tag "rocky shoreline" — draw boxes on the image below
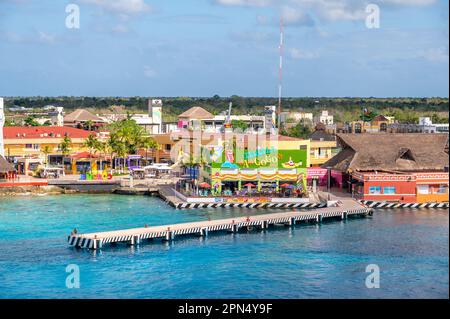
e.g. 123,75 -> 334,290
0,185 -> 74,196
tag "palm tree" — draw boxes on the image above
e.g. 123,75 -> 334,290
83,134 -> 100,173
59,136 -> 72,171
83,120 -> 94,131
60,136 -> 72,157
41,146 -> 51,166
139,136 -> 159,164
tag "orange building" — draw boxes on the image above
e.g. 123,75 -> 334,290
324,134 -> 449,203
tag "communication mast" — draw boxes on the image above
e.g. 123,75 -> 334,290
277,15 -> 284,129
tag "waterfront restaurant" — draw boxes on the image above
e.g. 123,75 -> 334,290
0,155 -> 16,181
195,134 -> 310,200
324,134 -> 449,203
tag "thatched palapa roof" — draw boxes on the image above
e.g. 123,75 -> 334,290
64,109 -> 103,123
0,155 -> 14,173
323,134 -> 449,173
178,107 -> 213,120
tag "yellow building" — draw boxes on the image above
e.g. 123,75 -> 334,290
349,115 -> 393,134
3,126 -> 92,175
309,129 -> 338,167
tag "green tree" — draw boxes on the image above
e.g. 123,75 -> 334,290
60,136 -> 72,156
24,116 -> 39,126
84,134 -> 101,172
41,145 -> 51,166
4,119 -> 17,126
231,119 -> 249,131
83,120 -> 94,131
286,119 -> 312,139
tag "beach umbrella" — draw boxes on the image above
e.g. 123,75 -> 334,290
243,182 -> 255,192
199,182 -> 211,188
280,183 -> 291,187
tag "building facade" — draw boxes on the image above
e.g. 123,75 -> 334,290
199,135 -> 310,194
324,134 -> 449,203
3,126 -> 92,175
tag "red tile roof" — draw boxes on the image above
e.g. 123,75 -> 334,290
3,126 -> 93,139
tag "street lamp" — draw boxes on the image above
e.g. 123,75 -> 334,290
327,166 -> 332,200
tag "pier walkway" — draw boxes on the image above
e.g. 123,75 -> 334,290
68,200 -> 372,250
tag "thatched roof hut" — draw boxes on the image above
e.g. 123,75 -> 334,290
64,109 -> 103,123
0,155 -> 14,174
178,107 -> 213,120
323,134 -> 449,173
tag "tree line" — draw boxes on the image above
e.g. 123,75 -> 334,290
4,96 -> 448,123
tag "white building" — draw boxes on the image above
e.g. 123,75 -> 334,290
289,112 -> 314,123
319,110 -> 333,125
0,97 -> 4,156
99,99 -> 164,134
418,117 -> 449,134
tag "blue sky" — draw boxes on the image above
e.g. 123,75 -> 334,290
0,0 -> 448,97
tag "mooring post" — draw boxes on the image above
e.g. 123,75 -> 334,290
134,235 -> 140,246
164,227 -> 174,241
289,217 -> 295,226
201,227 -> 208,237
342,211 -> 348,220
262,220 -> 268,230
317,214 -> 323,223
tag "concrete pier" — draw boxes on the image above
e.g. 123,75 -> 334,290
68,201 -> 372,250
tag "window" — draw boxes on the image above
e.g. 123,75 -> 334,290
25,144 -> 39,150
383,186 -> 396,194
438,185 -> 449,194
417,185 -> 429,195
369,186 -> 381,194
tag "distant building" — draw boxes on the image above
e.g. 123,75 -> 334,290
289,112 -> 314,123
324,134 -> 449,203
348,115 -> 392,133
99,99 -> 164,134
309,126 -> 338,167
64,109 -> 105,131
177,106 -> 266,133
48,107 -> 64,127
318,110 -> 333,125
388,117 -> 449,134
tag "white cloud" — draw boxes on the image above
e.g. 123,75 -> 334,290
38,31 -> 56,44
215,0 -> 439,24
111,24 -> 129,34
281,5 -> 315,26
143,66 -> 157,78
80,0 -> 151,14
213,0 -> 272,7
382,0 -> 436,6
290,48 -> 319,60
420,48 -> 449,63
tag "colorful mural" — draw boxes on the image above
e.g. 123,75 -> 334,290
209,145 -> 307,170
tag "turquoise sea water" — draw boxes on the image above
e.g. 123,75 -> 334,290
0,194 -> 448,299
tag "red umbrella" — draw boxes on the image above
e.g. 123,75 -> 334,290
243,183 -> 255,187
199,182 -> 211,188
280,183 -> 291,187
